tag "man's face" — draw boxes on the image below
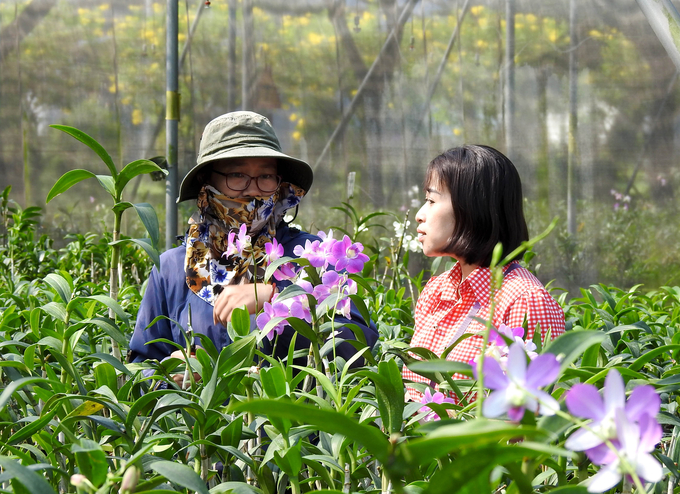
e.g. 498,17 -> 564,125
209,157 -> 279,198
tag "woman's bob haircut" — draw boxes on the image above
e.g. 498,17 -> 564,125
425,144 -> 529,267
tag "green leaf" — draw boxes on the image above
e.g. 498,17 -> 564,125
406,420 -> 546,463
230,399 -> 390,463
40,301 -> 68,322
86,295 -> 129,322
210,482 -> 263,494
116,159 -> 165,196
96,175 -> 117,198
110,237 -> 161,269
132,202 -> 161,249
261,366 -> 288,399
358,360 -> 405,434
406,360 -> 474,378
0,377 -> 51,412
50,124 -> 118,177
72,439 -> 109,487
45,169 -> 96,203
629,344 -> 680,371
544,330 -> 606,371
149,461 -> 209,494
44,273 -> 73,303
231,306 -> 252,337
94,362 -> 118,392
0,457 -> 57,494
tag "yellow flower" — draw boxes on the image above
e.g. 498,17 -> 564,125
548,29 -> 558,42
132,109 -> 143,125
121,96 -> 132,105
99,4 -> 110,11
308,32 -> 324,45
289,113 -> 298,122
478,17 -> 488,29
292,131 -> 301,141
470,6 -> 484,16
476,39 -> 488,49
298,16 -> 310,26
453,128 -> 462,136
296,118 -> 305,128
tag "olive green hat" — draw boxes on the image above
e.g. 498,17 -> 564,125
177,111 -> 313,203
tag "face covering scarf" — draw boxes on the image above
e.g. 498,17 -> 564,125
184,182 -> 305,305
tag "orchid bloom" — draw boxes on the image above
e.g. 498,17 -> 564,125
565,369 -> 661,464
256,300 -> 290,340
586,410 -> 663,493
264,238 -> 284,264
273,262 -> 298,281
476,342 -> 560,421
330,235 -> 369,274
235,223 -> 251,254
222,230 -> 238,258
419,388 -> 456,422
293,239 -> 326,268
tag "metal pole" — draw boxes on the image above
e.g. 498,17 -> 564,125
504,0 -> 515,159
166,0 -> 179,250
637,0 -> 680,71
566,0 -> 577,236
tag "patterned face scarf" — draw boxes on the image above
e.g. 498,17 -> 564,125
185,182 -> 305,305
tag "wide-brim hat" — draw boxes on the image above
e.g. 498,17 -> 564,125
177,111 -> 313,203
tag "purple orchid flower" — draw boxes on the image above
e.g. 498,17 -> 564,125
475,342 -> 560,421
222,230 -> 238,258
419,388 -> 456,422
235,223 -> 251,254
330,235 -> 369,274
293,239 -> 326,268
482,324 -> 538,365
264,238 -> 284,264
256,301 -> 290,340
273,262 -> 298,281
490,324 -> 524,346
586,410 -> 663,493
565,369 -> 661,464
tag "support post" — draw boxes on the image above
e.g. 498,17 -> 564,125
566,0 -> 577,236
504,0 -> 515,159
166,0 -> 179,250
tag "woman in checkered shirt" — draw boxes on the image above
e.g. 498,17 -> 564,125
403,145 -> 565,402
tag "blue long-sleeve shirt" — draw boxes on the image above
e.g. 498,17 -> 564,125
128,223 -> 378,364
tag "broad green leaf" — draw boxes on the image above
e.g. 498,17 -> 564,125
407,360 -> 474,378
85,295 -> 129,321
406,420 -> 546,463
0,377 -> 51,412
44,273 -> 73,303
544,330 -> 606,371
132,202 -> 161,249
50,124 -> 117,177
94,362 -> 118,393
629,344 -> 680,371
231,306 -> 252,337
0,457 -> 57,494
110,237 -> 161,269
210,482 -> 263,494
96,175 -> 117,198
116,159 -> 165,196
40,301 -> 68,322
72,439 -> 108,487
45,169 -> 96,203
229,399 -> 390,464
149,460 -> 209,494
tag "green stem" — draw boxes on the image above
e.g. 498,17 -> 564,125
109,209 -> 122,361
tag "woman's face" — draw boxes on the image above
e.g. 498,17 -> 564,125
415,178 -> 455,257
209,157 -> 278,198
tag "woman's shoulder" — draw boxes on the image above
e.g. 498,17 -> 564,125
499,264 -> 559,304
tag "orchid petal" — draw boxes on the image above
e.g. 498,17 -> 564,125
507,406 -> 526,422
482,389 -> 510,418
481,357 -> 508,390
626,386 -> 661,421
566,384 -> 604,420
584,443 -> 618,465
565,428 -> 606,452
638,414 -> 662,452
603,369 -> 626,413
506,342 -> 527,383
636,453 -> 663,483
587,465 -> 622,493
534,390 -> 559,416
525,353 -> 560,389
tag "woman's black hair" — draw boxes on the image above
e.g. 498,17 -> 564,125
425,145 -> 529,267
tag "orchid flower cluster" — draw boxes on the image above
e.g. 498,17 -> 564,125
255,230 -> 369,341
446,322 -> 665,493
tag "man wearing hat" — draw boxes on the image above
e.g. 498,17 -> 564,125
128,111 -> 378,385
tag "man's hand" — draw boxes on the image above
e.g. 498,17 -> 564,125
169,350 -> 201,389
213,283 -> 275,326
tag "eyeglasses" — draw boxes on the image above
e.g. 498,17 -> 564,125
211,170 -> 282,193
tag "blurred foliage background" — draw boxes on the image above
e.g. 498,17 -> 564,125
1,0 -> 679,295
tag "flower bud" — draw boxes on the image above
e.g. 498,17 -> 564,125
119,465 -> 140,494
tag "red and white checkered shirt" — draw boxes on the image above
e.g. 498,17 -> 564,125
403,262 -> 565,402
